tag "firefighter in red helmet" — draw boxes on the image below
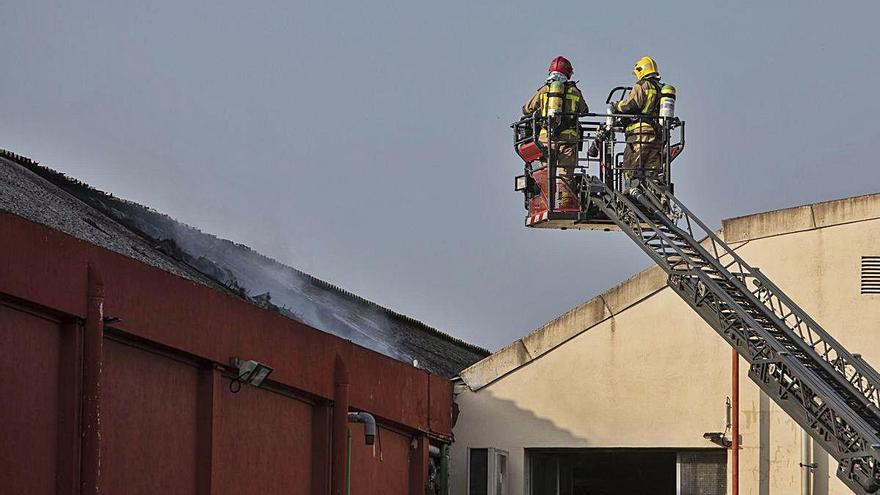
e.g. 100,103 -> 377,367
522,56 -> 589,209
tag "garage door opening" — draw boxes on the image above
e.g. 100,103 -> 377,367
528,448 -> 726,495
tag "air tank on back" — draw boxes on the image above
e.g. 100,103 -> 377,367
659,84 -> 676,118
546,80 -> 565,118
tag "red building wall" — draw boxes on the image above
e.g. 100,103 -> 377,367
102,340 -> 202,494
350,423 -> 412,495
0,211 -> 453,495
0,305 -> 62,494
212,378 -> 315,495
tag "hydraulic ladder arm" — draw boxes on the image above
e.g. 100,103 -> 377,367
513,97 -> 880,492
584,176 -> 880,494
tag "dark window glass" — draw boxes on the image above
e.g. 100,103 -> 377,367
528,448 -> 702,494
530,453 -> 558,494
469,448 -> 488,495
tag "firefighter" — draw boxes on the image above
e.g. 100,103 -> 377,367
522,56 -> 589,209
615,56 -> 664,184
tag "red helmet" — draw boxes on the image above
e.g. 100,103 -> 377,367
548,56 -> 573,78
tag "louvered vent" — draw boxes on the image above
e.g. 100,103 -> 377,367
863,256 -> 880,294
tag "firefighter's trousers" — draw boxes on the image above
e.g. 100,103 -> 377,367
622,132 -> 662,181
540,140 -> 578,209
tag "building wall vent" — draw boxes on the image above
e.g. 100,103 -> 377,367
862,256 -> 880,294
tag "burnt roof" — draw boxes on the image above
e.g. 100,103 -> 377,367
0,152 -> 228,292
0,149 -> 488,377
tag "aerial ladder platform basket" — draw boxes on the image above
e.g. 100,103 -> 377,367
512,88 -> 880,494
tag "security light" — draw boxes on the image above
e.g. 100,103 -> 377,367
514,175 -> 527,192
231,358 -> 273,388
703,432 -> 731,448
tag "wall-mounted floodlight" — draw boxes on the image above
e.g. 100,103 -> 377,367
703,396 -> 733,447
514,175 -> 527,192
229,358 -> 273,393
703,432 -> 732,448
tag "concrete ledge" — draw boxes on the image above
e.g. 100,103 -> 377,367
462,265 -> 669,391
723,193 -> 880,243
521,296 -> 610,359
812,193 -> 880,229
462,250 -> 695,391
462,191 -> 880,391
459,340 -> 532,390
601,266 -> 667,316
723,205 -> 815,243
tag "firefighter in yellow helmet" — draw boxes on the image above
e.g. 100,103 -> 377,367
615,56 -> 664,183
522,56 -> 589,209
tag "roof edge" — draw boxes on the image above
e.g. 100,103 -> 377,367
460,231 -> 749,390
722,192 -> 880,243
0,148 -> 489,358
460,264 -> 668,390
463,188 -> 880,390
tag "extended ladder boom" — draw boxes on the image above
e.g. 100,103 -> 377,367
585,177 -> 880,494
512,102 -> 880,492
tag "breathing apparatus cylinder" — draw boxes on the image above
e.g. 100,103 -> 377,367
659,84 -> 676,118
546,81 -> 565,118
588,104 -> 615,158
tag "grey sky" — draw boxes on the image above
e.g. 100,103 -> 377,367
2,1 -> 879,351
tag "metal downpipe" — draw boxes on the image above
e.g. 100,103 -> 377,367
732,348 -> 739,495
346,429 -> 352,495
347,412 -> 376,445
81,263 -> 105,495
439,444 -> 450,495
802,429 -> 813,495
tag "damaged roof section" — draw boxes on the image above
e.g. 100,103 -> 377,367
0,152 -> 227,292
0,150 -> 488,377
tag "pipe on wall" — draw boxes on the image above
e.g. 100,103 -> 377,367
347,412 -> 376,445
801,430 -> 812,495
732,348 -> 739,495
81,263 -> 105,495
332,356 -> 350,495
346,429 -> 352,495
439,444 -> 449,495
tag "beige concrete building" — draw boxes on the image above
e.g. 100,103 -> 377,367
451,192 -> 880,495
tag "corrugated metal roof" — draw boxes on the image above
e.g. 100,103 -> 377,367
0,149 -> 488,377
0,152 -> 227,291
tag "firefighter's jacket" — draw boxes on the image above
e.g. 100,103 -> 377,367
523,81 -> 589,143
615,76 -> 662,135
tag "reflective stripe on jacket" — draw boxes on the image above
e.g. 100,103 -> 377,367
523,82 -> 589,142
616,77 -> 661,134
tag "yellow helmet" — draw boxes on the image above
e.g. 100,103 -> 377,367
632,56 -> 659,80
